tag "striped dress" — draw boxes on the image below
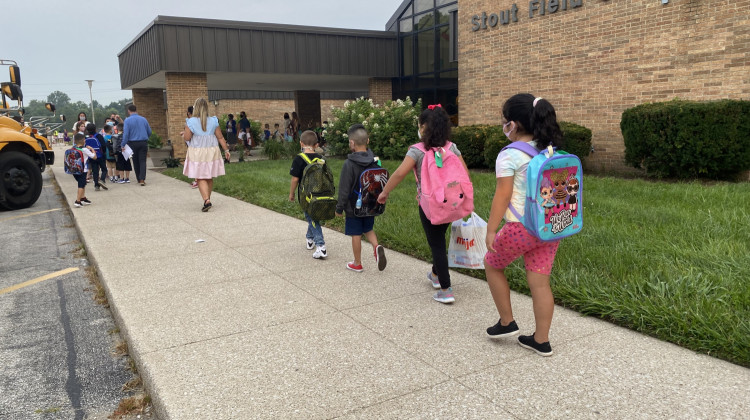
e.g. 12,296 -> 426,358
183,116 -> 226,179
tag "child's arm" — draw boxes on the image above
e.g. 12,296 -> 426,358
377,156 -> 416,204
486,176 -> 514,253
289,176 -> 299,202
336,162 -> 353,216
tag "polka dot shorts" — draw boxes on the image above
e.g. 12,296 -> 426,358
485,222 -> 560,275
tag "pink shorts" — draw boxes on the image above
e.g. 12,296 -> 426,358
484,222 -> 560,275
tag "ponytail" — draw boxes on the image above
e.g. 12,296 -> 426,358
502,93 -> 563,150
530,98 -> 563,150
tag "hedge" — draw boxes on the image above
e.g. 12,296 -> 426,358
622,99 -> 750,179
451,122 -> 592,170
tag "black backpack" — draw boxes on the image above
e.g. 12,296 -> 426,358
297,153 -> 336,221
352,159 -> 389,217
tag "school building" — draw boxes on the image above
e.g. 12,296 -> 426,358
119,1 -> 750,171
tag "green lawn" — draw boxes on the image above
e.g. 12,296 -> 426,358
164,158 -> 750,366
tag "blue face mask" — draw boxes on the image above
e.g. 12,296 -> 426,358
104,134 -> 112,140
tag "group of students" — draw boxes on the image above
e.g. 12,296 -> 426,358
289,93 -> 565,357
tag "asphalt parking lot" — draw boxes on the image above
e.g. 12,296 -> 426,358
0,170 -> 141,419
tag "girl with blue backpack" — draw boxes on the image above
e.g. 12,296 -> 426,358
484,94 -> 564,357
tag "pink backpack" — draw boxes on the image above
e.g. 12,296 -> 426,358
412,141 -> 474,225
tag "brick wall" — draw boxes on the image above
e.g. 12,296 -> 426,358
132,89 -> 166,144
368,78 -> 393,105
165,73 -> 208,158
458,0 -> 750,172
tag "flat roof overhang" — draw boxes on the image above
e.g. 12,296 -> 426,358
119,16 -> 398,92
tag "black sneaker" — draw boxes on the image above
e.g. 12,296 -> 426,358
95,185 -> 100,191
518,333 -> 553,357
486,319 -> 519,338
99,183 -> 108,190
81,197 -> 91,205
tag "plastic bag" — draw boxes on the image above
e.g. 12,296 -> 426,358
448,212 -> 488,269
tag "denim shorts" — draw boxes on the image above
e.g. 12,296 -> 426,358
345,216 -> 374,236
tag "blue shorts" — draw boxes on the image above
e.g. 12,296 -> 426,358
345,216 -> 374,236
73,173 -> 87,189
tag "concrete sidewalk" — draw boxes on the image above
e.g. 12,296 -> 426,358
49,144 -> 748,419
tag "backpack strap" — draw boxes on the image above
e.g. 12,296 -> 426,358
502,141 -> 539,157
298,152 -> 317,165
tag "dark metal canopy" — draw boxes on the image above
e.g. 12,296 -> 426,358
118,16 -> 398,92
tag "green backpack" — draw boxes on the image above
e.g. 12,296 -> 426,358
297,153 -> 337,221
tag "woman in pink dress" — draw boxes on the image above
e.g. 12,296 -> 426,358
181,98 -> 231,212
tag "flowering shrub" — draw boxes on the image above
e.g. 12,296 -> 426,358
324,97 -> 422,160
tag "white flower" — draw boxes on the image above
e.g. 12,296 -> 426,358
344,100 -> 350,107
359,114 -> 364,120
343,133 -> 348,138
369,113 -> 375,118
322,130 -> 328,136
362,121 -> 368,126
373,123 -> 379,129
380,111 -> 385,117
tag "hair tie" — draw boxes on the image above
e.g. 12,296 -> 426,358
427,104 -> 442,110
533,97 -> 543,107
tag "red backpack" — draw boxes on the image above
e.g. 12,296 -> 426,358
411,141 -> 474,225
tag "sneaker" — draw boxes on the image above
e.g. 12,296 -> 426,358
486,319 -> 520,339
81,197 -> 91,205
346,262 -> 364,272
95,185 -> 101,191
306,239 -> 315,250
116,178 -> 127,184
124,178 -> 130,183
518,334 -> 553,357
312,246 -> 327,259
433,287 -> 455,304
139,181 -> 146,186
73,201 -> 82,208
427,272 -> 441,289
99,183 -> 108,190
191,181 -> 199,189
375,245 -> 387,271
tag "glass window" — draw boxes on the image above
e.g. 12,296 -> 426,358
437,5 -> 457,25
437,70 -> 458,87
437,25 -> 457,71
416,29 -> 435,74
400,18 -> 413,33
401,3 -> 413,18
415,12 -> 435,31
402,35 -> 414,76
414,0 -> 433,14
436,0 -> 456,7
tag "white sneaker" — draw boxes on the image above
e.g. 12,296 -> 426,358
312,246 -> 327,259
306,239 -> 315,250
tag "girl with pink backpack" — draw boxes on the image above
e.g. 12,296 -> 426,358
377,105 -> 473,304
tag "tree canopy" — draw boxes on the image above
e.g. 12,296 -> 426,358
22,90 -> 132,130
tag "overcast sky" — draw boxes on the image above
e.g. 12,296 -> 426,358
5,0 -> 404,106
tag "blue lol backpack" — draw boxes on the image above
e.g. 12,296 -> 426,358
503,142 -> 582,242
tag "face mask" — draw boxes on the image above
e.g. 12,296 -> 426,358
503,121 -> 514,140
417,130 -> 422,139
79,116 -> 86,121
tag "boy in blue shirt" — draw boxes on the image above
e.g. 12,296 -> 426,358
85,123 -> 108,191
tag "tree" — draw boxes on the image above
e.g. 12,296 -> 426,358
46,91 -> 70,107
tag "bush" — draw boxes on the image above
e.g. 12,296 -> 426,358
161,156 -> 182,168
263,138 -> 285,160
217,115 -> 263,147
452,122 -> 592,169
559,121 -> 592,160
622,99 -> 750,179
324,97 -> 422,160
147,132 -> 162,149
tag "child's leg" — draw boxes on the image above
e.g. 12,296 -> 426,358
363,230 -> 378,253
526,272 -> 554,343
418,206 -> 451,289
485,264 -> 514,324
77,187 -> 85,202
197,179 -> 210,201
351,235 -> 362,265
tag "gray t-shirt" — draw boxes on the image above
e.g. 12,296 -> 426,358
406,142 -> 462,186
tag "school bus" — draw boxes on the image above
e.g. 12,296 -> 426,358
0,59 -> 56,210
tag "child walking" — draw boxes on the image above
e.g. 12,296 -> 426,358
335,124 -> 387,272
484,93 -> 563,356
377,105 -> 469,304
71,133 -> 97,207
289,131 -> 327,259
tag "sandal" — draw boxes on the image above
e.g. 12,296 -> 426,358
202,199 -> 212,212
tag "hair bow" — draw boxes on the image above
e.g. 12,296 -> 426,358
427,104 -> 442,110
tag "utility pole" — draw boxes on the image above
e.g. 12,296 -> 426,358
85,80 -> 95,125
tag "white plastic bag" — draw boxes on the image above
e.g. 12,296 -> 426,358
448,212 -> 488,269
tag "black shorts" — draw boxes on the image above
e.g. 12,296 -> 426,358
116,154 -> 132,171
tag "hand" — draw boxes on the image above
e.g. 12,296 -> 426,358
289,194 -> 295,202
376,191 -> 388,204
486,230 -> 497,254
